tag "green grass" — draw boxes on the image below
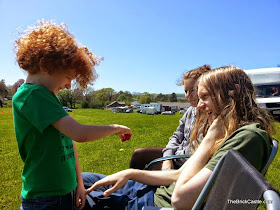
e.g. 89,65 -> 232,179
0,108 -> 279,209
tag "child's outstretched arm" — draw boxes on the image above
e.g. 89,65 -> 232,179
52,115 -> 132,142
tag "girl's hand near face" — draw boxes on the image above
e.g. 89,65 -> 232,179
205,115 -> 225,142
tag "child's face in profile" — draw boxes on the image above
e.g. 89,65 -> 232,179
197,83 -> 225,120
184,78 -> 198,107
45,68 -> 77,95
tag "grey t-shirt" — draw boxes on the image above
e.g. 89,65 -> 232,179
162,106 -> 196,165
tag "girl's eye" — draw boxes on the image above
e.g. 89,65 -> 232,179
185,89 -> 194,94
201,94 -> 208,100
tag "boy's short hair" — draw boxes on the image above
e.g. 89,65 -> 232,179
179,65 -> 211,85
14,20 -> 100,88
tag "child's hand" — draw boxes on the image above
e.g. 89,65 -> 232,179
75,184 -> 86,210
115,125 -> 133,142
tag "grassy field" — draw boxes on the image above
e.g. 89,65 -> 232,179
0,108 -> 279,209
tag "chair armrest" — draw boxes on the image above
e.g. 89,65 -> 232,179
261,139 -> 278,175
263,190 -> 280,210
142,207 -> 174,210
144,154 -> 191,170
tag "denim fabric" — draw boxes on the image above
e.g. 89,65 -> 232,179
82,172 -> 155,210
20,191 -> 74,210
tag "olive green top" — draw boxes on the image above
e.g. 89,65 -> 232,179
154,123 -> 271,207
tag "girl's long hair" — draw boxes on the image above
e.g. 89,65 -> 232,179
190,66 -> 274,154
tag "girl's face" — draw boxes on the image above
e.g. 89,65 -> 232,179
197,84 -> 225,120
184,78 -> 198,107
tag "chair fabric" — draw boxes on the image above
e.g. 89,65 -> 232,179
261,139 -> 278,175
130,147 -> 164,170
130,147 -> 190,170
202,150 -> 279,210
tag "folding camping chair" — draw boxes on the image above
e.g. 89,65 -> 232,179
192,149 -> 280,210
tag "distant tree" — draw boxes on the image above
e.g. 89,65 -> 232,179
169,93 -> 177,102
117,90 -> 124,96
139,95 -> 151,104
132,94 -> 141,101
114,90 -> 133,103
57,87 -> 84,108
155,93 -> 164,102
0,79 -> 8,98
124,91 -> 133,103
83,87 -> 95,103
146,96 -> 152,104
89,98 -> 103,109
6,85 -> 14,97
72,87 -> 84,108
13,79 -> 25,93
117,94 -> 126,102
177,98 -> 187,102
57,90 -> 71,107
95,88 -> 116,107
142,92 -> 150,96
81,100 -> 89,108
150,94 -> 157,102
156,93 -> 169,102
139,95 -> 146,104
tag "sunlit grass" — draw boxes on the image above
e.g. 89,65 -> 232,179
0,108 -> 279,209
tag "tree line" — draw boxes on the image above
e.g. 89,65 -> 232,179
0,79 -> 186,109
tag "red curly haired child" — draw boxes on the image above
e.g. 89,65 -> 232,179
13,19 -> 132,209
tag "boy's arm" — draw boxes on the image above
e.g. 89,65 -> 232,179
52,115 -> 132,142
73,141 -> 86,210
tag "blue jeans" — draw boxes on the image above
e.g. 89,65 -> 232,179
82,172 -> 155,210
20,191 -> 75,210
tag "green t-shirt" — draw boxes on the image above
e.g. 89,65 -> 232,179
154,123 -> 271,207
13,83 -> 77,199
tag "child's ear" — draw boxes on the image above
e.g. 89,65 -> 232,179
234,84 -> 241,94
40,68 -> 49,74
39,58 -> 49,74
228,84 -> 240,97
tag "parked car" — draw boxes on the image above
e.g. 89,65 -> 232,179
141,107 -> 157,115
244,68 -> 280,121
63,106 -> 73,112
126,109 -> 133,113
179,109 -> 186,114
161,111 -> 175,115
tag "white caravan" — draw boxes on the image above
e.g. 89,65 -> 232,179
244,67 -> 280,120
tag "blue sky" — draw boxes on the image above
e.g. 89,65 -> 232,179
1,0 -> 279,94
